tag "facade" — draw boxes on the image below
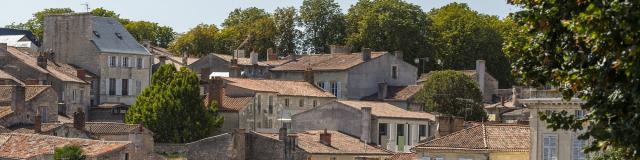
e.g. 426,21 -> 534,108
292,100 -> 436,152
0,69 -> 24,85
270,49 -> 418,100
0,85 -> 58,126
0,133 -> 132,160
419,60 -> 499,103
413,124 -> 530,160
0,35 -> 38,51
42,13 -> 152,106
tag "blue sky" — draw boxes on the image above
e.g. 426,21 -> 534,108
1,0 -> 520,33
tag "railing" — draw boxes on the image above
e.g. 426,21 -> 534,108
519,88 -> 562,99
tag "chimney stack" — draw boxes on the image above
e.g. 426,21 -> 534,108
76,68 -> 86,80
394,51 -> 403,60
158,55 -> 167,65
319,129 -> 331,146
182,52 -> 188,65
362,48 -> 371,61
142,40 -> 153,53
200,68 -> 211,80
512,87 -> 519,106
377,82 -> 388,101
250,51 -> 258,65
37,52 -> 47,69
34,112 -> 42,133
207,77 -> 225,107
230,59 -> 241,77
73,107 -> 85,130
303,66 -> 314,84
360,107 -> 372,143
267,48 -> 277,61
11,85 -> 25,114
476,60 -> 486,95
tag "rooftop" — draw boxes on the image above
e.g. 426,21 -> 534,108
255,130 -> 392,155
414,124 -> 530,152
0,69 -> 24,85
149,45 -> 199,68
271,52 -> 386,71
91,16 -> 150,55
211,95 -> 253,112
0,133 -> 130,159
337,100 -> 435,121
3,46 -> 89,83
0,85 -> 52,104
361,85 -> 423,101
223,77 -> 335,98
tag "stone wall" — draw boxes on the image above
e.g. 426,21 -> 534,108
155,133 -> 237,160
245,132 -> 308,160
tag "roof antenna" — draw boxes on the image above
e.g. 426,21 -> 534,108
81,2 -> 90,12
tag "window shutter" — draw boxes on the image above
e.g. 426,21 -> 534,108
116,79 -> 122,96
129,79 -> 134,96
132,57 -> 137,68
323,81 -> 330,91
336,81 -> 341,98
103,79 -> 108,94
107,56 -> 112,67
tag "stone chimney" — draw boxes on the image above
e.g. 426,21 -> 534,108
319,129 -> 331,146
11,85 -> 25,114
436,115 -> 465,137
303,66 -> 314,84
394,51 -> 403,60
249,51 -> 258,65
37,53 -> 48,69
158,55 -> 167,65
230,59 -> 241,77
76,68 -> 86,80
232,129 -> 246,160
362,48 -> 371,61
266,48 -> 277,61
200,68 -> 211,80
34,112 -> 42,133
377,82 -> 388,101
207,77 -> 225,107
512,87 -> 519,106
476,60 -> 486,94
25,79 -> 39,85
279,125 -> 287,141
360,107 -> 372,143
73,107 -> 85,130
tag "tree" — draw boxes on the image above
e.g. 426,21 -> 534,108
125,21 -> 176,48
90,7 -> 131,25
54,145 -> 86,160
5,8 -> 74,41
219,7 -> 277,57
299,0 -> 346,53
168,24 -> 221,57
505,0 -> 640,157
426,3 -> 513,87
273,7 -> 301,56
415,70 -> 486,121
125,64 -> 224,143
345,0 -> 430,70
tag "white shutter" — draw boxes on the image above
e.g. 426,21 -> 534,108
104,79 -> 109,94
132,57 -> 137,68
116,79 -> 122,96
323,81 -> 329,91
107,56 -> 112,67
129,79 -> 134,96
336,81 -> 341,98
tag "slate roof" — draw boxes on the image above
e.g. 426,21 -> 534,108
337,100 -> 435,121
271,52 -> 386,71
91,16 -> 149,55
223,77 -> 335,98
0,28 -> 39,46
3,47 -> 88,83
0,133 -> 130,159
414,124 -> 530,152
362,85 -> 423,101
0,85 -> 51,103
0,69 -> 24,85
256,130 -> 392,155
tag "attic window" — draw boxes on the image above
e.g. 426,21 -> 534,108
93,31 -> 100,38
115,32 -> 123,39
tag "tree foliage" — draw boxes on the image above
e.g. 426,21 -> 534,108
506,0 -> 640,157
5,8 -> 74,41
299,0 -> 346,53
168,24 -> 221,57
54,145 -> 86,160
219,7 -> 277,57
426,3 -> 513,87
273,7 -> 301,56
415,70 -> 486,121
125,21 -> 176,48
126,64 -> 224,143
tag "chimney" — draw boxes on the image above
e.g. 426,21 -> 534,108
394,51 -> 403,60
200,68 -> 211,80
230,59 -> 241,77
319,129 -> 331,146
37,53 -> 47,69
476,60 -> 486,95
34,112 -> 42,133
303,66 -> 314,84
285,134 -> 298,160
76,68 -> 86,80
279,125 -> 287,141
250,51 -> 258,65
11,85 -> 25,114
233,129 -> 246,160
362,48 -> 371,61
512,87 -> 519,106
501,96 -> 505,106
360,107 -> 372,143
377,82 -> 388,101
25,79 -> 39,85
330,45 -> 337,54
0,43 -> 6,50
73,107 -> 85,130
182,52 -> 188,65
267,48 -> 277,61
207,77 -> 225,107
158,55 -> 167,65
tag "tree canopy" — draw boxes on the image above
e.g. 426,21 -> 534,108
54,145 -> 86,160
273,7 -> 301,57
125,64 -> 224,143
5,8 -> 74,41
415,70 -> 486,121
219,7 -> 277,57
299,0 -> 346,53
168,24 -> 221,57
506,0 -> 640,157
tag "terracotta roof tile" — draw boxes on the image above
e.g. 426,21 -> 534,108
362,85 -> 423,101
414,124 -> 529,152
256,130 -> 392,155
219,96 -> 252,112
4,47 -> 87,83
271,52 -> 386,71
0,69 -> 24,85
0,133 -> 129,159
337,100 -> 435,121
0,85 -> 52,103
390,153 -> 416,160
224,77 -> 335,98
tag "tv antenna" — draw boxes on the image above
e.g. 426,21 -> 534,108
81,2 -> 90,12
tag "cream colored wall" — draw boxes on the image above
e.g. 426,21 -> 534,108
489,152 -> 529,160
63,82 -> 91,117
313,71 -> 348,99
525,100 -> 587,160
417,151 -> 488,160
98,53 -> 152,105
374,118 -> 433,153
308,154 -> 390,160
242,92 -> 335,130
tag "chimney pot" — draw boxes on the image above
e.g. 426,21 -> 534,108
362,48 -> 371,61
76,68 -> 86,80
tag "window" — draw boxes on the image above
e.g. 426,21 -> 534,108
136,57 -> 143,69
572,135 -> 587,160
392,65 -> 398,79
79,90 -> 84,103
122,79 -> 129,96
330,81 -> 338,96
284,99 -> 289,107
419,125 -> 427,137
72,89 -> 77,102
257,95 -> 262,114
299,99 -> 304,107
407,124 -> 412,145
313,100 -> 318,107
109,78 -> 116,95
543,134 -> 558,160
109,56 -> 117,67
379,123 -> 388,135
122,57 -> 129,67
115,32 -> 123,39
575,110 -> 585,120
268,96 -> 273,114
317,81 -> 325,90
397,124 -> 405,145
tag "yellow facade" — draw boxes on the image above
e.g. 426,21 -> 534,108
308,154 -> 390,160
416,150 -> 529,160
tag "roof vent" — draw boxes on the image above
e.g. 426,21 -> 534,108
93,31 -> 100,38
115,32 -> 123,39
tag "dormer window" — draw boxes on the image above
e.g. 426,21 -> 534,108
115,32 -> 123,39
93,31 -> 100,38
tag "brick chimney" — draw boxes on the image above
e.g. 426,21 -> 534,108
377,82 -> 388,101
25,79 -> 39,85
158,55 -> 167,65
360,107 -> 372,143
319,129 -> 331,146
207,77 -> 225,107
303,66 -> 314,84
73,107 -> 85,130
266,48 -> 277,61
362,48 -> 371,61
37,53 -> 48,69
34,112 -> 42,133
11,85 -> 25,114
76,68 -> 86,80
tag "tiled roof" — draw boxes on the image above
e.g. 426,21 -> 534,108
7,123 -> 64,134
224,77 -> 335,98
219,96 -> 253,112
414,124 -> 530,152
337,100 -> 435,121
256,130 -> 392,155
213,54 -> 270,67
0,106 -> 13,119
0,69 -> 24,85
4,47 -> 87,83
150,46 -> 199,68
0,133 -> 130,159
0,85 -> 52,104
362,85 -> 423,101
80,122 -> 142,135
501,108 -> 529,116
389,153 -> 416,160
270,52 -> 386,71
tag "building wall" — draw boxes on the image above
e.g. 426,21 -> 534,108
308,154 -> 390,160
98,53 -> 152,105
28,87 -> 58,122
61,82 -> 91,117
416,151 -> 488,160
219,112 -> 240,134
347,54 -> 417,100
246,132 -> 309,160
373,118 -> 433,153
88,108 -> 125,122
489,152 -> 529,160
43,13 -> 100,73
527,100 -> 587,160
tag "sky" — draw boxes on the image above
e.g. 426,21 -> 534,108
1,0 -> 520,33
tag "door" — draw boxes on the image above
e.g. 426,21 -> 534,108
397,124 -> 405,151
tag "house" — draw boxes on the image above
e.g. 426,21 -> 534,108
292,100 -> 436,152
205,76 -> 335,133
189,49 -> 289,79
0,85 -> 58,125
270,47 -> 418,100
42,13 -> 153,107
412,124 -> 530,160
0,35 -> 39,51
419,60 -> 498,103
0,69 -> 24,85
0,133 -> 132,160
248,130 -> 393,160
520,93 -> 588,160
361,84 -> 423,111
0,45 -> 92,117
0,28 -> 39,47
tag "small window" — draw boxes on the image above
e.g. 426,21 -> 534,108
136,57 -> 143,69
109,78 -> 116,95
284,99 -> 289,107
115,32 -> 123,39
122,57 -> 129,67
110,56 -> 117,67
122,79 -> 129,96
313,100 -> 318,107
330,81 -> 338,96
379,123 -> 388,135
317,81 -> 324,89
299,99 -> 304,107
419,125 -> 427,137
268,96 -> 273,114
392,65 -> 398,79
257,95 -> 262,114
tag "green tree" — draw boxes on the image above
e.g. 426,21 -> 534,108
426,3 -> 513,87
273,7 -> 301,56
54,145 -> 86,160
505,0 -> 640,157
219,7 -> 277,57
90,7 -> 131,25
299,0 -> 346,53
415,70 -> 486,121
168,24 -> 221,57
345,0 -> 429,69
125,21 -> 176,48
126,64 -> 224,143
5,8 -> 74,41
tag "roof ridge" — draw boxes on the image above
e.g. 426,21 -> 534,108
482,123 -> 488,149
415,124 -> 482,148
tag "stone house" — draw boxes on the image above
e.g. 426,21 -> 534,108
292,100 -> 436,153
413,124 -> 530,160
42,13 -> 152,106
419,60 -> 499,103
0,45 -> 92,117
248,130 -> 393,160
206,77 -> 335,133
189,49 -> 290,79
270,48 -> 418,100
0,133 -> 133,160
361,84 -> 424,111
0,85 -> 58,126
0,28 -> 39,51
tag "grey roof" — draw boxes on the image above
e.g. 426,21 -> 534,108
90,17 -> 150,55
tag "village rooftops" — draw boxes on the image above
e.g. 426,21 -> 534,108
210,95 -> 253,112
2,46 -> 90,84
270,52 -> 386,71
0,85 -> 51,104
362,85 -> 423,101
6,122 -> 148,138
336,100 -> 435,121
255,130 -> 392,155
413,124 -> 530,153
0,133 -> 130,159
0,69 -> 24,85
223,77 -> 335,98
